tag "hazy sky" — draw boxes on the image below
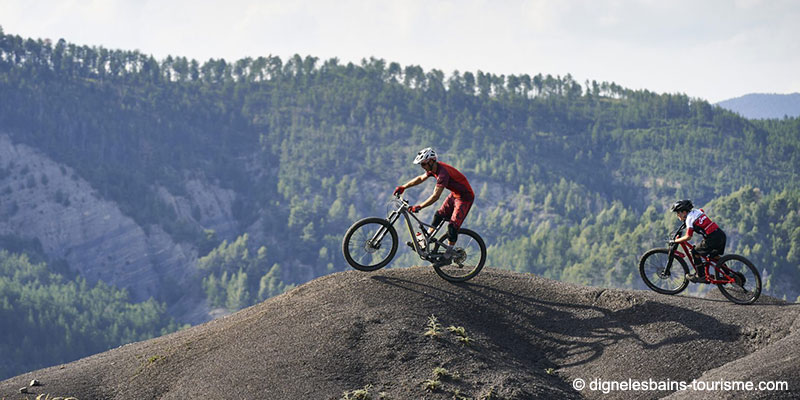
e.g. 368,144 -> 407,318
2,0 -> 798,103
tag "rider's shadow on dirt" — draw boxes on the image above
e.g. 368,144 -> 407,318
370,273 -> 741,370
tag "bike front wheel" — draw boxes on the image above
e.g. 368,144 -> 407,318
715,254 -> 761,304
639,248 -> 689,295
432,228 -> 486,282
342,217 -> 398,271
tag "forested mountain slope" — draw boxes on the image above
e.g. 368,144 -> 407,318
1,27 -> 799,379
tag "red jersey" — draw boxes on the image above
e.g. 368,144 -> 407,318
427,162 -> 474,201
686,209 -> 720,238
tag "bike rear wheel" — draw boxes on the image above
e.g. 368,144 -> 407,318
715,254 -> 761,304
342,217 -> 398,271
639,248 -> 689,295
432,228 -> 486,282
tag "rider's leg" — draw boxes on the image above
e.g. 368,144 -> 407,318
694,241 -> 710,274
446,198 -> 473,246
431,212 -> 445,234
431,194 -> 456,236
701,230 -> 727,269
692,237 -> 720,282
712,229 -> 727,256
696,231 -> 726,269
446,223 -> 458,244
687,245 -> 709,283
690,248 -> 703,270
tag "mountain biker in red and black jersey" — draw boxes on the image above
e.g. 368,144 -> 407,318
393,147 -> 474,255
669,199 -> 727,283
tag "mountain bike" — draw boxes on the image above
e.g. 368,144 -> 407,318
342,195 -> 486,282
639,222 -> 761,304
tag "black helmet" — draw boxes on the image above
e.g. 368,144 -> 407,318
670,199 -> 693,212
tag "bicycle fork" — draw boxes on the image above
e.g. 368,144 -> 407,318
665,244 -> 678,275
367,212 -> 400,249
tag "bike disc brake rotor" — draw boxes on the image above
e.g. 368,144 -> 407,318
363,240 -> 380,253
452,248 -> 467,265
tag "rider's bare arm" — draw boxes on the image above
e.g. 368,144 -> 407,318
673,231 -> 693,243
400,173 -> 429,189
418,185 -> 445,209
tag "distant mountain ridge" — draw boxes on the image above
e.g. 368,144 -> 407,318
716,93 -> 800,119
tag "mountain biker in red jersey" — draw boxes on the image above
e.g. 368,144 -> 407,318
393,147 -> 474,255
669,199 -> 727,283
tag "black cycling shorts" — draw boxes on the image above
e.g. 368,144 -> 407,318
696,229 -> 726,258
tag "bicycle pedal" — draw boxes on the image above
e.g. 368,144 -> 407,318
686,273 -> 708,284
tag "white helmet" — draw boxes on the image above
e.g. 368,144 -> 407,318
413,147 -> 437,164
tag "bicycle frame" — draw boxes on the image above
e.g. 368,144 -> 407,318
670,224 -> 736,285
369,195 -> 449,260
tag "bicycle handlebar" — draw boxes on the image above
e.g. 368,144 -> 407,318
670,222 -> 686,239
393,193 -> 410,207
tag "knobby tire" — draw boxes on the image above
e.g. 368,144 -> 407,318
342,217 -> 398,271
639,248 -> 689,295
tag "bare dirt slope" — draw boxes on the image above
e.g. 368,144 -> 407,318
2,267 -> 799,399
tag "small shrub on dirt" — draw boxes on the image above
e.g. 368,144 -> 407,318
424,315 -> 443,338
341,384 -> 373,400
432,366 -> 461,381
447,326 -> 466,336
447,326 -> 473,345
422,378 -> 441,392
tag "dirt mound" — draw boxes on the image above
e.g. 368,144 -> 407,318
2,267 -> 799,399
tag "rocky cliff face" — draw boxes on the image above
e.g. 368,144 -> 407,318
156,179 -> 239,241
0,134 -> 239,323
